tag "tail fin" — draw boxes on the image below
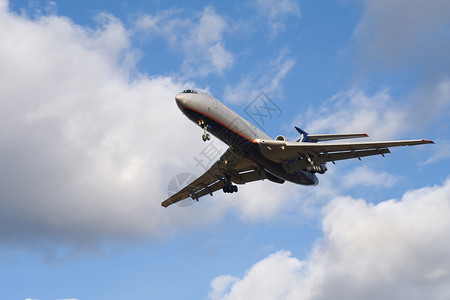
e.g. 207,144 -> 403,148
295,127 -> 316,142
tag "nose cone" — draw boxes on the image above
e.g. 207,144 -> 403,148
175,93 -> 188,109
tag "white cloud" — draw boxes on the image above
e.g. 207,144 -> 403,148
0,0 -> 7,11
212,250 -> 305,300
209,275 -> 238,300
209,179 -> 450,300
0,3 -> 233,252
136,6 -> 234,77
341,165 -> 399,188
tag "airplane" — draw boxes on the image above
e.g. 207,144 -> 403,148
161,89 -> 434,208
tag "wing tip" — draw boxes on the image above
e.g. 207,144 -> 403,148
161,202 -> 169,208
423,139 -> 435,144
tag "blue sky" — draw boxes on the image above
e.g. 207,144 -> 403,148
1,0 -> 450,299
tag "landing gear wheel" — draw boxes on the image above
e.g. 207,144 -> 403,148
223,184 -> 238,193
199,120 -> 211,142
306,164 -> 327,174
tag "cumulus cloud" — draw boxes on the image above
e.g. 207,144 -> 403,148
0,2 -> 235,251
211,250 -> 305,300
209,179 -> 450,300
136,6 -> 234,77
341,165 -> 399,188
209,275 -> 238,300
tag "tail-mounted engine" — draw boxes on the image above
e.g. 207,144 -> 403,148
275,135 -> 287,142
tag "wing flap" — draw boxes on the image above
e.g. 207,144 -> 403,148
317,148 -> 391,163
231,169 -> 262,184
188,179 -> 225,201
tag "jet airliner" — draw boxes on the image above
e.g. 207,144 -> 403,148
161,89 -> 434,207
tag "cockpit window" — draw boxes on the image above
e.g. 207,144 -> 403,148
182,89 -> 198,94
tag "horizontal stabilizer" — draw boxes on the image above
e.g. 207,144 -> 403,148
307,133 -> 369,141
295,127 -> 368,142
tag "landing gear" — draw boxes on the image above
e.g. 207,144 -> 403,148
222,175 -> 238,194
198,119 -> 211,141
223,185 -> 238,193
202,133 -> 211,141
305,153 -> 327,174
306,164 -> 327,174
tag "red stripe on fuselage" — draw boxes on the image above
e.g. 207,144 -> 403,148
181,106 -> 259,144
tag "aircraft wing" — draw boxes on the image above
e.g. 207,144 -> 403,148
258,139 -> 434,165
162,148 -> 267,208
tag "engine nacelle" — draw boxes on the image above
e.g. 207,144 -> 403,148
275,135 -> 288,142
